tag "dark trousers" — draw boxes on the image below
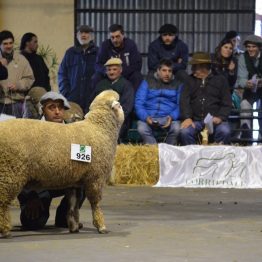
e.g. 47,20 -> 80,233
19,188 -> 85,230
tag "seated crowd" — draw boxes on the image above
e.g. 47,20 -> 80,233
0,24 -> 262,146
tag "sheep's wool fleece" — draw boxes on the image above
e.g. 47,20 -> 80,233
0,90 -> 123,192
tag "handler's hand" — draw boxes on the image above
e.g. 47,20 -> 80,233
181,118 -> 195,129
162,116 -> 172,129
7,83 -> 17,91
213,117 -> 222,125
146,116 -> 153,126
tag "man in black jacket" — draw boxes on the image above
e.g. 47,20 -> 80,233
179,52 -> 232,145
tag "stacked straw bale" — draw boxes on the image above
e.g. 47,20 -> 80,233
113,144 -> 159,185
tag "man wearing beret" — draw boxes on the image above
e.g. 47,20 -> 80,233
148,23 -> 189,75
237,35 -> 262,141
58,25 -> 98,113
179,52 -> 232,145
92,57 -> 134,142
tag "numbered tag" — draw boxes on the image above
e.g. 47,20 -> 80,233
71,144 -> 91,162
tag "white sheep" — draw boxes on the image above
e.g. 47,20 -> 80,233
0,90 -> 124,238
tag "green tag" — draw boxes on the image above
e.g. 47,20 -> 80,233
80,145 -> 85,153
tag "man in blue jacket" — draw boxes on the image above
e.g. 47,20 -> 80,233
94,24 -> 143,91
135,59 -> 182,145
58,25 -> 98,113
148,24 -> 189,75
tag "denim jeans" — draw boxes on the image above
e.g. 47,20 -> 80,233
137,117 -> 180,145
179,121 -> 231,145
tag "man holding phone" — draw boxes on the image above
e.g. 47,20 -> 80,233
135,59 -> 183,144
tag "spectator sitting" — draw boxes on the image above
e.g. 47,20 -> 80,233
236,35 -> 262,141
92,57 -> 134,142
20,32 -> 51,91
179,52 -> 232,145
93,24 -> 143,91
148,23 -> 189,75
212,38 -> 238,92
18,91 -> 85,229
135,59 -> 182,145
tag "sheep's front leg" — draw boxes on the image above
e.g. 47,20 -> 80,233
85,184 -> 108,234
0,204 -> 12,238
91,203 -> 107,234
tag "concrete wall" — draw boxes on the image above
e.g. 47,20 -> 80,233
0,0 -> 74,90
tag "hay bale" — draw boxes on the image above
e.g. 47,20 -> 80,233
113,144 -> 159,185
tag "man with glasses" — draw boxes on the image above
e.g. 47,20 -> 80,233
237,35 -> 262,141
94,24 -> 143,91
148,24 -> 189,75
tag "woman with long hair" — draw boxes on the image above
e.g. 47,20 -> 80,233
212,38 -> 238,90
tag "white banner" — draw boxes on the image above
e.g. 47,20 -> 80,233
156,143 -> 262,188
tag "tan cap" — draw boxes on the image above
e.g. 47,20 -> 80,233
104,58 -> 122,66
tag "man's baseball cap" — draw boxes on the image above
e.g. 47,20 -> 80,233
40,91 -> 71,110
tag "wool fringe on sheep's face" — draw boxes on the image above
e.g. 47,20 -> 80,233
0,90 -> 123,238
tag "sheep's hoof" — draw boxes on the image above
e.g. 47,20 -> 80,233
1,231 -> 12,238
98,227 -> 108,234
69,228 -> 79,234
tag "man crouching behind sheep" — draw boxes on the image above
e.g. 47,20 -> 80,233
0,90 -> 124,238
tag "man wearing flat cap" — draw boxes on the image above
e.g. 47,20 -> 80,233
179,52 -> 232,145
18,91 -> 85,230
92,57 -> 134,142
237,34 -> 262,140
148,23 -> 189,75
58,25 -> 98,113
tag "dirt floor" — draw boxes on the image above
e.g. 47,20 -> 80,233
1,185 -> 262,262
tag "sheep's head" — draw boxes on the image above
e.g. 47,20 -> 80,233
88,90 -> 124,126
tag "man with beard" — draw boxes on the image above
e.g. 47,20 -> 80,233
148,24 -> 189,75
20,32 -> 51,91
0,30 -> 34,118
94,24 -> 143,91
58,25 -> 98,113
